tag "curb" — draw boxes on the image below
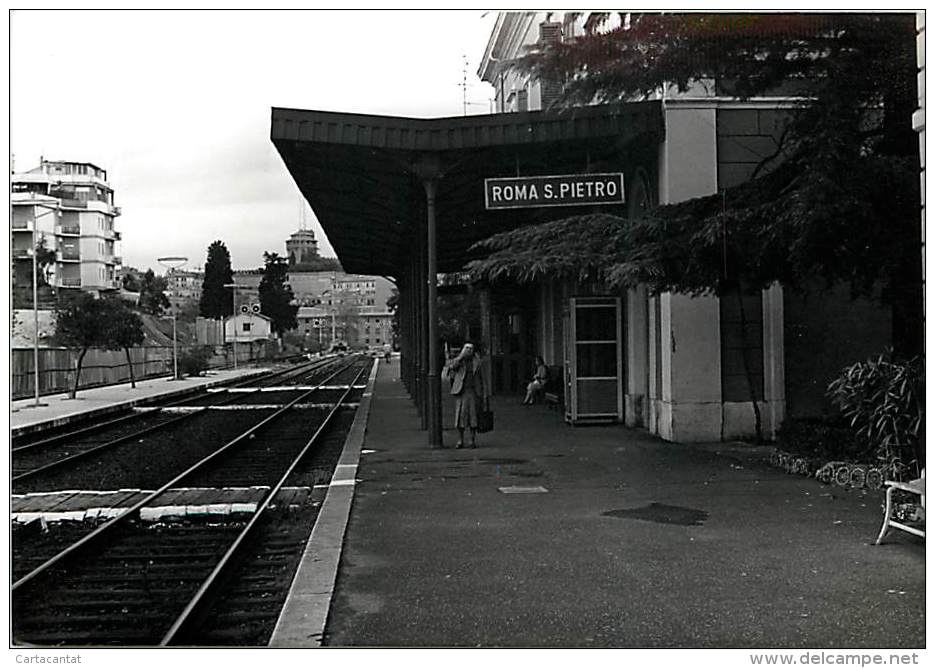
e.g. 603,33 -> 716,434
268,358 -> 380,647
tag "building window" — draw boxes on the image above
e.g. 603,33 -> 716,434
242,322 -> 252,332
720,290 -> 764,402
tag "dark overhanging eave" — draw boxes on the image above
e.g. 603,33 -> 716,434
271,102 -> 663,151
271,102 -> 664,276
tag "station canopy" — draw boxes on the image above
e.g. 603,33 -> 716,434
271,102 -> 663,278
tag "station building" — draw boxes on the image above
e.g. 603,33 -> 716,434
270,12 -> 894,445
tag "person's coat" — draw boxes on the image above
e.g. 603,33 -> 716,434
446,356 -> 488,398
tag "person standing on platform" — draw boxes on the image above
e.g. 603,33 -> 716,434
445,341 -> 488,449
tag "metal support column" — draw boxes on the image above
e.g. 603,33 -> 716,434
423,178 -> 443,447
416,225 -> 428,428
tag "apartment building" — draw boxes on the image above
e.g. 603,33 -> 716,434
11,159 -> 122,296
165,268 -> 203,313
296,304 -> 393,350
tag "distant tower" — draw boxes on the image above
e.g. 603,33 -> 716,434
286,228 -> 319,266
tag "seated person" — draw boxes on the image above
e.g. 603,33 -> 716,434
522,356 -> 549,405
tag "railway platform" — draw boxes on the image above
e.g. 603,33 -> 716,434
11,367 -> 270,438
300,361 -> 924,648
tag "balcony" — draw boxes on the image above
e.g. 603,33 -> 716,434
12,219 -> 28,230
114,231 -> 122,241
58,277 -> 81,288
113,255 -> 123,265
12,248 -> 31,258
112,205 -> 122,216
57,224 -> 81,236
58,198 -> 87,209
58,252 -> 81,262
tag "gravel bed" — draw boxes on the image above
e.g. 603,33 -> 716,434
13,409 -> 277,495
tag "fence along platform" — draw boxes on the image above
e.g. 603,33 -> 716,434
11,342 -> 270,400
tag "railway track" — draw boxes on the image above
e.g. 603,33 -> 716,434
11,355 -> 340,451
11,356 -> 350,484
12,357 -> 372,646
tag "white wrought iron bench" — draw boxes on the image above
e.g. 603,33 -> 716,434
875,469 -> 925,545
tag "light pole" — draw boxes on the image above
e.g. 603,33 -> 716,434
330,274 -> 337,347
157,256 -> 188,380
223,282 -> 240,370
24,201 -> 61,408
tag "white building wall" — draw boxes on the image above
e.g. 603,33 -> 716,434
225,314 -> 272,342
652,103 -> 724,442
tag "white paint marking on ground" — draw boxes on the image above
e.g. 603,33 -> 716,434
361,449 -> 377,454
210,384 -> 367,393
157,403 -> 359,412
498,486 -> 549,494
10,486 -> 318,523
329,479 -> 357,487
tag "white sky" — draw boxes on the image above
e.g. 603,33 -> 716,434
10,9 -> 498,272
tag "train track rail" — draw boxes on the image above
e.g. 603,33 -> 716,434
12,358 -> 371,646
11,356 -> 352,484
11,355 -> 341,452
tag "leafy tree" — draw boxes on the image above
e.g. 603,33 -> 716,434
176,297 -> 201,323
200,240 -> 234,319
34,236 -> 57,288
476,12 -> 921,355
100,298 -> 146,388
386,288 -> 400,348
55,293 -> 106,398
56,295 -> 147,396
121,267 -> 143,292
258,252 -> 298,337
138,269 -> 171,315
12,236 -> 57,308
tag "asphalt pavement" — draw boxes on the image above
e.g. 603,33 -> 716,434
323,362 -> 924,648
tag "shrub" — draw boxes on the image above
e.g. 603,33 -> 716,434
180,346 -> 213,377
827,351 -> 923,478
776,416 -> 868,462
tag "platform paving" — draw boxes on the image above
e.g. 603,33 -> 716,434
321,361 -> 925,648
10,367 -> 270,437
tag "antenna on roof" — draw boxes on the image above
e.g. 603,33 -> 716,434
462,54 -> 468,116
299,197 -> 306,230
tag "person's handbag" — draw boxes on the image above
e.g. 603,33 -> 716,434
478,405 -> 494,433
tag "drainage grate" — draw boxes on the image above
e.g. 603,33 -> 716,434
498,486 -> 549,494
602,503 -> 708,526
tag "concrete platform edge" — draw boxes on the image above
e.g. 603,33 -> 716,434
268,359 -> 380,647
10,369 -> 269,438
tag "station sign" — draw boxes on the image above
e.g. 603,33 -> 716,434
484,172 -> 625,210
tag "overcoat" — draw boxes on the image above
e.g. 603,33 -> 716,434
446,356 -> 488,398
